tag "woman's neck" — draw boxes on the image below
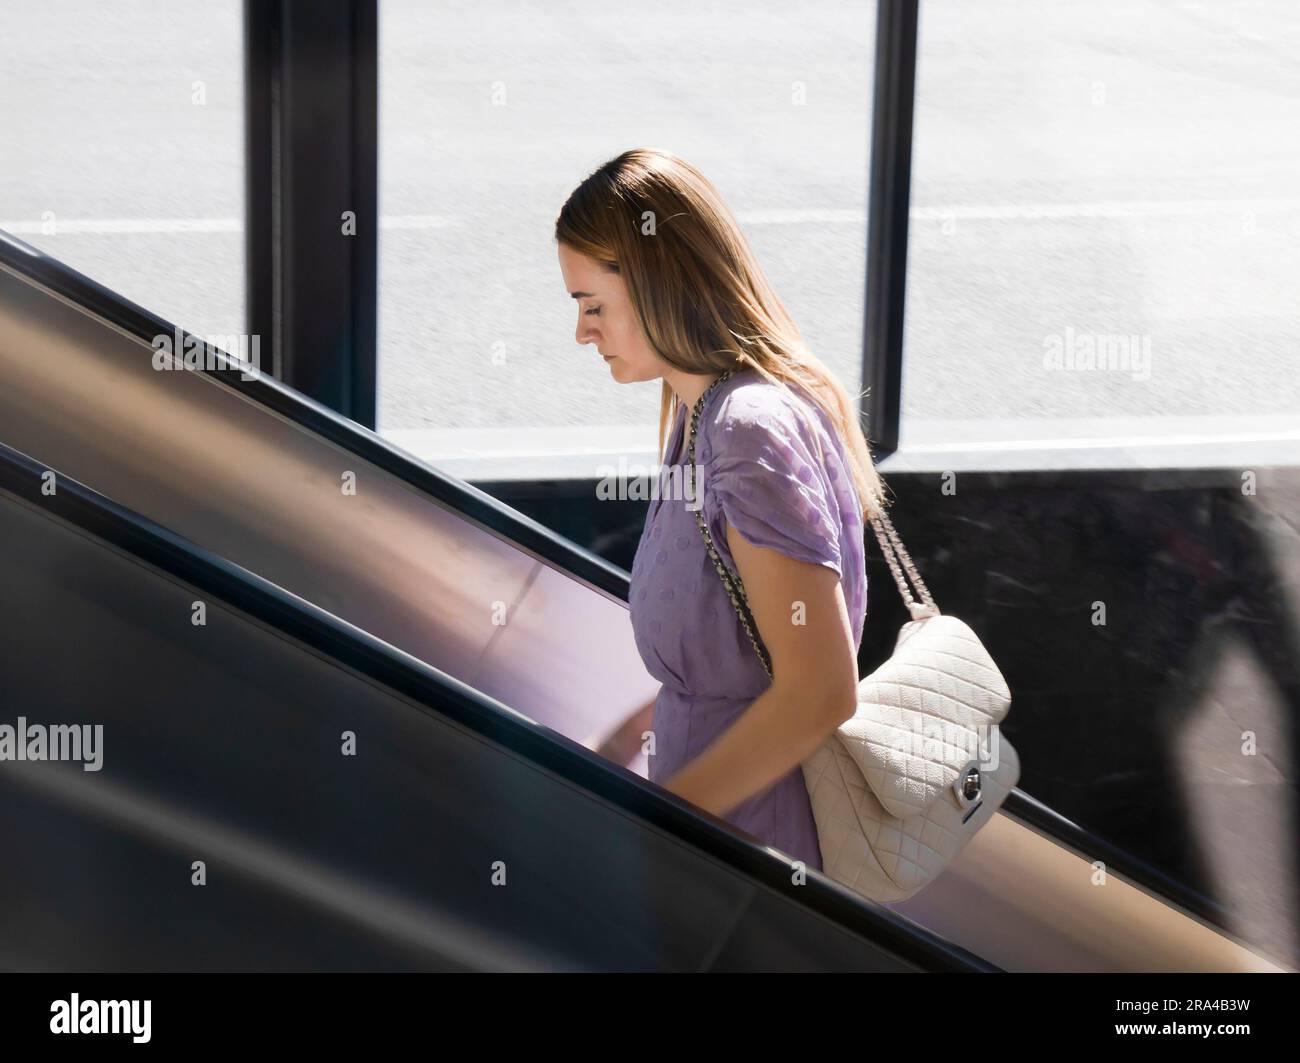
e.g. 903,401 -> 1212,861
664,366 -> 724,413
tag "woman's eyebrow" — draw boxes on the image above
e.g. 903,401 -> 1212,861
569,290 -> 598,299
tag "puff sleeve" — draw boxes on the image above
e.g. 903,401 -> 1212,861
699,386 -> 843,576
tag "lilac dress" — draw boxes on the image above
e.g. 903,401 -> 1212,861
628,367 -> 868,871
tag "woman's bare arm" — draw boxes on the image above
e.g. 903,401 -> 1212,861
660,521 -> 857,817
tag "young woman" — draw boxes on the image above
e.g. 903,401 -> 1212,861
556,148 -> 886,871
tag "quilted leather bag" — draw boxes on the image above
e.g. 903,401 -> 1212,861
686,375 -> 1019,903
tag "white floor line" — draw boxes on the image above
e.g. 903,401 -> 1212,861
903,428 -> 1300,453
909,198 -> 1300,221
4,196 -> 1297,236
0,217 -> 243,234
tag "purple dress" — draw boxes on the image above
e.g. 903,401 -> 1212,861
628,367 -> 868,871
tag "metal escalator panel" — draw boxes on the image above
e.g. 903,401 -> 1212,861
0,442 -> 991,971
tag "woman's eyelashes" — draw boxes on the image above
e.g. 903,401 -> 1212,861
585,306 -> 601,316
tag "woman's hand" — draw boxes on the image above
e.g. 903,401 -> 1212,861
582,692 -> 658,765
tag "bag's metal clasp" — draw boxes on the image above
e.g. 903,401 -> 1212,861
954,760 -> 982,808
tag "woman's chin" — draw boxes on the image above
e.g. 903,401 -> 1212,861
604,357 -> 646,384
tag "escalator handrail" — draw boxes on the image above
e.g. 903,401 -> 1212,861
0,436 -> 999,972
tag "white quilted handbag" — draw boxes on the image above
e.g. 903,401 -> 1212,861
693,482 -> 1019,902
799,511 -> 1019,902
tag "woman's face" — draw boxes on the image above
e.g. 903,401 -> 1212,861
558,243 -> 665,384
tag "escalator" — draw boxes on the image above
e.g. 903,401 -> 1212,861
0,232 -> 1290,972
0,439 -> 985,971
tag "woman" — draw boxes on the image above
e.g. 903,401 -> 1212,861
556,148 -> 886,871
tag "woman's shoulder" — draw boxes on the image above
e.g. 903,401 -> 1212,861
697,368 -> 845,573
703,369 -> 829,458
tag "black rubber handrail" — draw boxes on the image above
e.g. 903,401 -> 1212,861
0,436 -> 998,972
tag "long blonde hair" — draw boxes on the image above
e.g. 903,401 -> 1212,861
555,147 -> 888,523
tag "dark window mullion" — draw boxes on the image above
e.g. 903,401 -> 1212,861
244,0 -> 377,429
862,0 -> 919,458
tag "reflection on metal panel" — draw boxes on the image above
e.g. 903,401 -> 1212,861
890,811 -> 1288,973
0,261 -> 658,744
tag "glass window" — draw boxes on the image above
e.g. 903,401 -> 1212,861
378,0 -> 877,477
902,1 -> 1300,450
0,1 -> 244,339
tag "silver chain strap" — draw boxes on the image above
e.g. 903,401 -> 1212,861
684,370 -> 774,679
683,368 -> 940,684
867,510 -> 939,615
